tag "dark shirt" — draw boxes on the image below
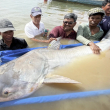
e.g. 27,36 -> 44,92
49,26 -> 77,39
0,37 -> 28,51
99,15 -> 110,38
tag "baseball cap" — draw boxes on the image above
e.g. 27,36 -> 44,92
0,19 -> 15,32
88,7 -> 105,16
31,7 -> 42,16
64,13 -> 77,22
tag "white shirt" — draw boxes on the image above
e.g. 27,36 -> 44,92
25,21 -> 45,38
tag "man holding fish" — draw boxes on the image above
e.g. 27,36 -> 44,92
49,13 -> 77,39
25,6 -> 56,43
76,7 -> 105,54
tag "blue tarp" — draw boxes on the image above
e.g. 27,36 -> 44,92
0,42 -> 85,65
0,89 -> 110,108
0,46 -> 46,65
0,41 -> 99,65
1,41 -> 108,108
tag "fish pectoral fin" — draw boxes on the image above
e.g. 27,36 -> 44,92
43,75 -> 80,84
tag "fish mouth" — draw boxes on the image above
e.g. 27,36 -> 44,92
0,84 -> 39,102
0,97 -> 13,102
0,93 -> 19,102
0,93 -> 24,102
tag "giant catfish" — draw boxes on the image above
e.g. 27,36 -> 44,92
0,36 -> 110,102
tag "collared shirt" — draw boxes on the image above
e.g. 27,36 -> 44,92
99,15 -> 110,37
0,37 -> 28,51
25,21 -> 45,38
49,26 -> 76,39
76,23 -> 104,45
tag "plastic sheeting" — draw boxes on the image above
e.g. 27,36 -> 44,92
0,42 -> 86,65
0,47 -> 46,65
0,41 -> 103,108
0,42 -> 100,65
0,89 -> 110,108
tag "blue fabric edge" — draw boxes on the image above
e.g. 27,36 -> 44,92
0,41 -> 104,108
0,89 -> 110,108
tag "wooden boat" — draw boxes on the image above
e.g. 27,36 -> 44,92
52,0 -> 103,6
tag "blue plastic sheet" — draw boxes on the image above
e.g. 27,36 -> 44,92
0,41 -> 99,65
1,41 -> 105,108
0,42 -> 84,65
0,46 -> 46,65
0,89 -> 110,108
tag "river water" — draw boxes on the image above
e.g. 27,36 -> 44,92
1,0 -> 110,110
0,0 -> 96,47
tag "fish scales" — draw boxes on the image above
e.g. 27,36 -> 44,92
0,39 -> 110,102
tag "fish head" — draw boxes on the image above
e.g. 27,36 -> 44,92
0,56 -> 48,102
2,87 -> 16,97
0,80 -> 32,102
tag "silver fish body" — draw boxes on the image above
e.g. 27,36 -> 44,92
0,39 -> 110,102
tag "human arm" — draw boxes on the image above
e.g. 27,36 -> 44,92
76,24 -> 101,54
87,42 -> 101,54
49,26 -> 60,38
25,24 -> 56,43
31,37 -> 57,43
42,29 -> 49,38
31,29 -> 57,43
76,24 -> 91,45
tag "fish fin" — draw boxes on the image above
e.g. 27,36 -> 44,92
43,75 -> 80,84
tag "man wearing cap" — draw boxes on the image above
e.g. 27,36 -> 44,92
25,7 -> 56,43
99,0 -> 110,37
0,19 -> 28,51
76,7 -> 105,54
49,13 -> 77,39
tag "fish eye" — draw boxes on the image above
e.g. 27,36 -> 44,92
2,90 -> 12,97
4,91 -> 9,95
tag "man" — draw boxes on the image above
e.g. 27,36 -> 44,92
25,6 -> 56,43
49,13 -> 77,39
99,0 -> 110,37
0,19 -> 28,51
76,7 -> 105,54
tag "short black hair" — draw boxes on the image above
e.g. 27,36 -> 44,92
102,0 -> 110,7
64,13 -> 77,22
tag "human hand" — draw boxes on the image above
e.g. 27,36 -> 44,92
88,42 -> 101,54
43,29 -> 49,37
46,37 -> 57,43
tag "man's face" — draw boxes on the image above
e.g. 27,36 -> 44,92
89,15 -> 102,27
102,3 -> 110,16
0,30 -> 13,42
30,14 -> 41,25
63,18 -> 76,32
